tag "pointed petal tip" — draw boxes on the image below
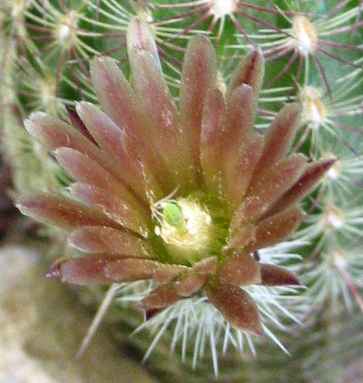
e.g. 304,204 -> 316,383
322,158 -> 337,169
311,158 -> 337,174
136,301 -> 146,312
244,48 -> 265,74
25,112 -> 57,136
91,55 -> 114,66
289,101 -> 302,112
74,101 -> 98,123
140,284 -> 180,311
260,263 -> 301,286
128,16 -> 152,44
81,102 -> 109,122
206,283 -> 263,335
250,321 -> 265,336
236,83 -> 253,94
192,34 -> 211,44
281,101 -> 302,120
90,56 -> 117,78
143,308 -> 163,321
228,45 -> 265,99
269,157 -> 338,215
250,46 -> 264,60
127,16 -> 161,69
279,271 -> 301,286
23,117 -> 39,136
293,277 -> 301,286
52,146 -> 67,158
28,111 -> 48,122
76,100 -> 94,110
15,196 -> 36,216
15,200 -> 24,211
136,302 -> 163,321
246,320 -> 264,337
186,34 -> 214,55
218,252 -> 261,286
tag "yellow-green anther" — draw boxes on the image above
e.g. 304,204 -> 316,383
162,202 -> 185,230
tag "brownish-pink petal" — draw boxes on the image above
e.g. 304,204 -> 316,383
228,223 -> 256,250
17,193 -> 118,231
242,154 -> 307,222
180,35 -> 217,176
105,259 -> 187,283
193,256 -> 218,274
218,252 -> 261,286
55,148 -> 148,220
128,49 -> 192,190
247,206 -> 304,252
90,57 -> 139,138
222,85 -> 255,198
128,17 -> 196,190
200,88 -> 225,192
90,57 -> 166,195
175,257 -> 217,297
76,102 -> 153,199
70,183 -> 148,236
259,263 -> 300,286
227,48 -> 264,99
268,159 -> 336,214
223,84 -> 254,147
224,133 -> 264,208
68,226 -> 151,257
67,106 -> 97,145
175,273 -> 208,298
206,282 -> 263,335
127,17 -> 160,69
255,103 -> 301,173
152,265 -> 189,284
144,308 -> 164,321
25,113 -> 99,156
47,255 -> 116,285
25,112 -> 143,201
141,284 -> 180,311
105,259 -> 161,282
54,147 -> 140,209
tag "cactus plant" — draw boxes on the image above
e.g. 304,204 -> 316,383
1,1 -> 363,382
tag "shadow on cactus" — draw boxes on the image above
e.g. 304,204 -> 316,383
16,16 -> 334,373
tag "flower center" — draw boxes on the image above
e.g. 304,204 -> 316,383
299,86 -> 327,129
153,197 -> 214,263
291,16 -> 318,56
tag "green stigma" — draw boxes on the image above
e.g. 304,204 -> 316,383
162,201 -> 186,232
152,197 -> 216,263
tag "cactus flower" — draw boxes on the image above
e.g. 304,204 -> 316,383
17,17 -> 334,337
